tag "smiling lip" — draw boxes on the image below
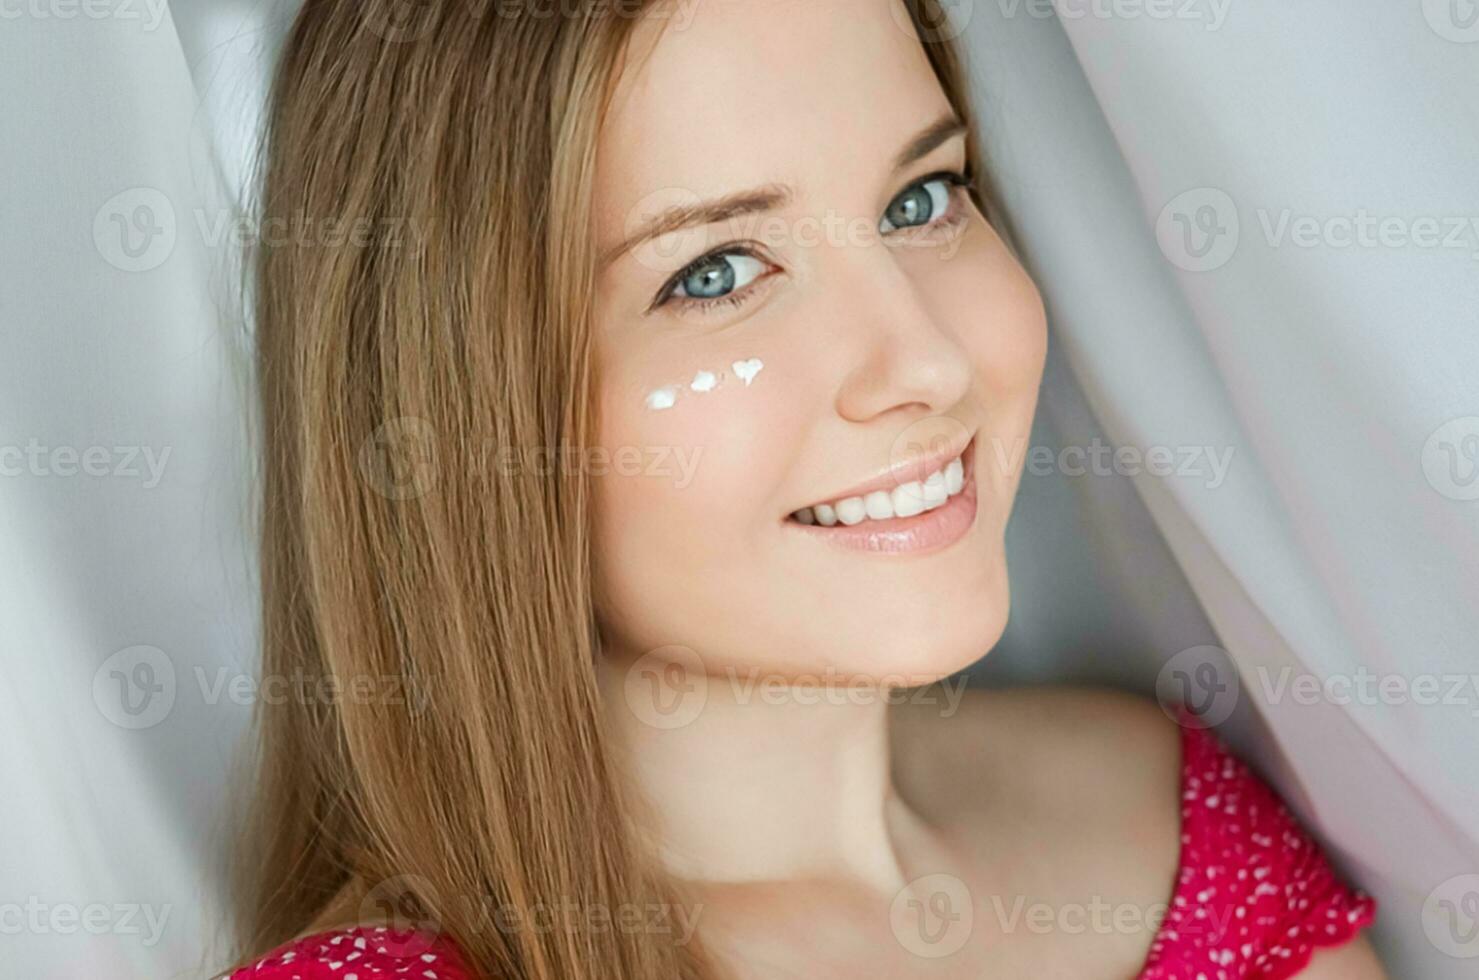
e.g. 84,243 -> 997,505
785,437 -> 979,556
793,430 -> 975,512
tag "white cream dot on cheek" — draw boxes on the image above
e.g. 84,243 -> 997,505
643,359 -> 766,412
645,386 -> 678,411
732,358 -> 763,385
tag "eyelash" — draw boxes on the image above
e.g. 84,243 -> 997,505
648,168 -> 977,316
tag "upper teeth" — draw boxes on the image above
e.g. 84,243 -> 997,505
793,456 -> 965,527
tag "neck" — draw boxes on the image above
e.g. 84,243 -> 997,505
596,653 -> 929,892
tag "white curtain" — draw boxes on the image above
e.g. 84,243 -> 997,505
965,2 -> 1479,977
0,2 -> 276,977
1,1 -> 1473,977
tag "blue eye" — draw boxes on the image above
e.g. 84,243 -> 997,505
879,174 -> 963,233
664,251 -> 769,303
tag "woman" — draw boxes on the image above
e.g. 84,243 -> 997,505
227,0 -> 1383,977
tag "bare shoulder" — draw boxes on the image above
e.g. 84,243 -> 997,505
891,683 -> 1184,884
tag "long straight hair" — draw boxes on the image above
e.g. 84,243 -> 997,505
233,2 -> 998,978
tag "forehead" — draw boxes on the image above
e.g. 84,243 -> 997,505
595,0 -> 956,236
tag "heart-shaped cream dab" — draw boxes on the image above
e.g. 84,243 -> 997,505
731,358 -> 764,386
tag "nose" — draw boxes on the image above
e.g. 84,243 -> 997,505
831,249 -> 973,425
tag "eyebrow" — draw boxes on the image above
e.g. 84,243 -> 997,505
599,112 -> 968,270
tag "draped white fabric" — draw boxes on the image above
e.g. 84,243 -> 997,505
964,2 -> 1479,976
0,1 -> 1473,977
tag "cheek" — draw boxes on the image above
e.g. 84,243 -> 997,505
949,227 -> 1049,396
592,347 -> 809,652
962,240 -> 1048,503
928,227 -> 1048,469
985,261 -> 1049,397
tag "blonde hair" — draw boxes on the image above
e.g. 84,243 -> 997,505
233,2 -> 995,978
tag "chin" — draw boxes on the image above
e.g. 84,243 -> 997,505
830,551 -> 1011,687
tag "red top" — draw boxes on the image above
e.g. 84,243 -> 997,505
1137,704 -> 1377,978
229,705 -> 1377,980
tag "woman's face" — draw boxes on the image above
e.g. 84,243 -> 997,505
591,0 -> 1047,685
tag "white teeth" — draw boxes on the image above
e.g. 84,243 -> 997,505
835,496 -> 867,525
922,471 -> 948,510
793,451 -> 969,527
891,482 -> 926,518
944,458 -> 964,495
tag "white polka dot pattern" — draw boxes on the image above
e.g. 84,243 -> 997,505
227,925 -> 468,980
1137,703 -> 1378,979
